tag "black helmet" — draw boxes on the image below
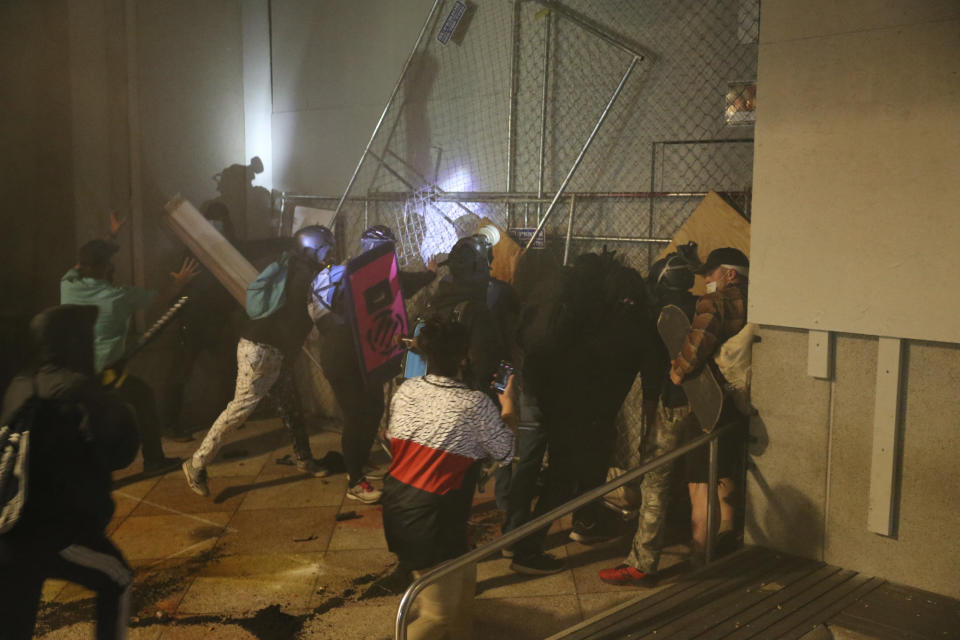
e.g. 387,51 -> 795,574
655,252 -> 696,291
294,225 -> 336,267
360,225 -> 396,253
439,235 -> 491,284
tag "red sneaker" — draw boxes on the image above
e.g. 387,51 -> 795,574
598,564 -> 657,586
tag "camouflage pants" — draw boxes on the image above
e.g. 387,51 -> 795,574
625,403 -> 697,573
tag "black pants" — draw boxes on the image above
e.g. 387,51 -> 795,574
115,374 -> 166,466
498,422 -> 548,535
162,335 -> 235,436
329,373 -> 384,486
0,534 -> 133,640
275,362 -> 313,460
515,402 -> 618,556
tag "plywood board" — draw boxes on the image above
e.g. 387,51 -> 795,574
163,195 -> 259,305
657,191 -> 751,295
480,217 -> 521,285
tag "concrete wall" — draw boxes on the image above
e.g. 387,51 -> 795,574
748,329 -> 960,598
747,0 -> 960,599
270,0 -> 435,195
749,0 -> 960,343
0,0 -> 76,315
0,0 -> 77,388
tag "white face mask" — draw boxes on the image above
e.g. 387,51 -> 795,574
705,281 -> 718,294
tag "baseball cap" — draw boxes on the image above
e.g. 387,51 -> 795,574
77,239 -> 120,267
697,247 -> 749,275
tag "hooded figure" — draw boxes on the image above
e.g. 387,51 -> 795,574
0,304 -> 140,639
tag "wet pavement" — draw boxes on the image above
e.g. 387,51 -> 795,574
35,418 -> 692,639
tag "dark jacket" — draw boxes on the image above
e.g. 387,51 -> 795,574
0,305 -> 139,560
519,254 -> 661,424
427,277 -> 508,393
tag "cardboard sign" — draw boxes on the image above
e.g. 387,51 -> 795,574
343,242 -> 408,386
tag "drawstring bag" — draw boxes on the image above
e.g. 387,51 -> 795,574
246,253 -> 292,320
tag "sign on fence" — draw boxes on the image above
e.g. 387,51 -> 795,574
510,228 -> 546,249
437,1 -> 467,45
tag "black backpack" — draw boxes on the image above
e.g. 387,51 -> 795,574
0,382 -> 89,535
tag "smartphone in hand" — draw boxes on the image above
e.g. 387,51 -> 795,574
491,360 -> 514,393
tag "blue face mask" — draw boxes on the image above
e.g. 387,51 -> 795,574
209,220 -> 225,234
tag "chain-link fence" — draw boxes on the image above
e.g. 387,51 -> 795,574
299,0 -> 759,271
282,0 -> 759,466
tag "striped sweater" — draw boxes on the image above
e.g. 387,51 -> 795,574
387,375 -> 514,494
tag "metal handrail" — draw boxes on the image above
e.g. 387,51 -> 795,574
394,420 -> 737,639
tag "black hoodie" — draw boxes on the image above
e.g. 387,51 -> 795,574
427,277 -> 508,394
0,305 -> 139,560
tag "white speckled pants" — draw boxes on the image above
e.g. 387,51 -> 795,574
191,338 -> 310,469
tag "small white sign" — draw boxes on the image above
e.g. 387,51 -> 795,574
437,1 -> 467,45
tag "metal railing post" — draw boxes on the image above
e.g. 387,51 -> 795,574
705,436 -> 719,564
394,422 -> 735,639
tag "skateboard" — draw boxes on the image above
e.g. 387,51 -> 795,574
657,304 -> 723,432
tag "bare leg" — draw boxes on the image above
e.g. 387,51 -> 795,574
688,478 -> 735,552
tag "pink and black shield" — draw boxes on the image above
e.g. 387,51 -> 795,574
342,242 -> 409,386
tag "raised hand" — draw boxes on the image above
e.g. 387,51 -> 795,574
171,257 -> 202,288
108,210 -> 127,239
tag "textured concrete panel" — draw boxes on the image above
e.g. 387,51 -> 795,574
745,326 -> 831,559
826,338 -> 960,599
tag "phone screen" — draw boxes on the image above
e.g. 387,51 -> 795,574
492,361 -> 514,392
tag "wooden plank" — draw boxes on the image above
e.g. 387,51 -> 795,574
602,553 -> 788,640
827,581 -> 960,640
556,548 -> 778,640
630,557 -> 820,640
829,612 -> 931,640
656,191 -> 750,296
867,337 -> 903,536
720,569 -> 861,639
807,330 -> 832,379
738,572 -> 872,639
162,195 -> 259,305
694,564 -> 844,640
780,577 -> 886,640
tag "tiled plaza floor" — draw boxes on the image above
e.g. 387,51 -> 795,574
34,418 -> 693,640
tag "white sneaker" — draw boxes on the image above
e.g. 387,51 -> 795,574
346,478 -> 382,504
296,457 -> 331,477
182,459 -> 209,497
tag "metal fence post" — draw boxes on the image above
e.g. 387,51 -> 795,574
333,0 -> 444,221
523,56 -> 639,252
563,194 -> 576,265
